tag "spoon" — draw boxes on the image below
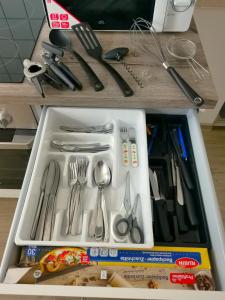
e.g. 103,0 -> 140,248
49,30 -> 104,91
90,160 -> 111,241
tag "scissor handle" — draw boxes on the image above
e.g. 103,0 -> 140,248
114,217 -> 130,236
130,219 -> 144,244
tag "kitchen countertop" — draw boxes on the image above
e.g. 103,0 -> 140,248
0,13 -> 219,109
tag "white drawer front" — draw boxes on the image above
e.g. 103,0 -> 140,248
0,107 -> 225,299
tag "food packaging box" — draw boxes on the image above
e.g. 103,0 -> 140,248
4,246 -> 215,290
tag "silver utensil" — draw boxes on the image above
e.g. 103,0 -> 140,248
64,160 -> 78,235
130,17 -> 204,107
90,160 -> 111,241
51,140 -> 110,153
166,37 -> 209,81
43,160 -> 60,240
120,127 -> 129,166
35,160 -> 56,240
71,156 -> 89,236
60,122 -> 113,134
128,127 -> 138,168
30,164 -> 49,240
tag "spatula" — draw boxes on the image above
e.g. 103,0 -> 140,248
72,23 -> 134,97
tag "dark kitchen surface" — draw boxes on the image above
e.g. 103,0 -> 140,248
0,0 -> 45,83
0,149 -> 30,189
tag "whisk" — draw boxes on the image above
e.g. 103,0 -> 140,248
130,17 -> 204,107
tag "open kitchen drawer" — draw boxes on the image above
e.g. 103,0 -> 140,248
0,106 -> 225,299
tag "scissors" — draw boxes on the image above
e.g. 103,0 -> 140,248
114,172 -> 144,244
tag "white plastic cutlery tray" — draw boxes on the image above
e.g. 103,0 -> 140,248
15,107 -> 153,249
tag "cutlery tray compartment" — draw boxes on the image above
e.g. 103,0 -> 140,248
147,113 -> 210,247
15,107 -> 153,249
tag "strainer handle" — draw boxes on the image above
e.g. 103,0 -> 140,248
166,66 -> 204,107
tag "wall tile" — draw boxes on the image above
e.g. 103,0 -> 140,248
30,19 -> 44,39
16,40 -> 35,59
0,0 -> 27,19
24,0 -> 45,19
3,57 -> 23,74
0,4 -> 5,18
0,39 -> 19,58
9,73 -> 24,82
0,73 -> 10,82
0,19 -> 12,39
8,19 -> 34,40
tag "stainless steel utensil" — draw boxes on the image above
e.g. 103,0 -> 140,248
128,127 -> 138,168
149,168 -> 173,242
49,29 -> 104,91
43,160 -> 60,240
64,160 -> 78,235
35,160 -> 56,240
60,122 -> 113,134
30,164 -> 49,240
166,37 -> 209,80
90,160 -> 111,241
120,127 -> 129,167
51,140 -> 110,153
72,22 -> 134,97
71,156 -> 89,236
130,18 -> 204,107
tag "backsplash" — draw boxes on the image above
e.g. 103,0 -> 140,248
0,0 -> 45,83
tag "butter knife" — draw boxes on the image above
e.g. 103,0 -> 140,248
35,160 -> 56,240
43,160 -> 60,241
30,164 -> 49,240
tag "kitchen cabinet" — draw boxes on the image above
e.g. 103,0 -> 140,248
0,107 -> 224,299
0,4 -> 225,299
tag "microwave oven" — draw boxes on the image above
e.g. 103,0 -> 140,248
43,0 -> 196,32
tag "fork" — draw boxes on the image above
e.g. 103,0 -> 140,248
64,160 -> 78,235
120,127 -> 129,167
71,156 -> 89,235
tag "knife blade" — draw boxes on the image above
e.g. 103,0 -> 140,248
35,160 -> 56,240
149,168 -> 173,242
30,164 -> 49,240
43,160 -> 60,241
175,164 -> 189,232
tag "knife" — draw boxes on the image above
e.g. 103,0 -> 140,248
169,128 -> 194,190
149,168 -> 173,242
175,164 -> 189,232
35,160 -> 56,240
30,164 -> 49,240
43,160 -> 60,241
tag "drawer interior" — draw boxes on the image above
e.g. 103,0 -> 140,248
0,108 -> 225,298
146,113 -> 210,247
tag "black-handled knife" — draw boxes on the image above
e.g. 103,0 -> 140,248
175,164 -> 189,232
149,168 -> 173,242
169,128 -> 194,190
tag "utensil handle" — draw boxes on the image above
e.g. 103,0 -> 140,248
71,50 -> 104,91
35,194 -> 49,240
58,63 -> 82,90
131,143 -> 138,168
155,200 -> 173,242
166,66 -> 204,107
30,191 -> 44,240
95,189 -> 104,239
99,59 -> 134,97
176,202 -> 189,232
181,179 -> 199,226
71,185 -> 81,235
122,142 -> 129,166
101,191 -> 109,242
49,63 -> 76,91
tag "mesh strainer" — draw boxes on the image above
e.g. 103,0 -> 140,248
167,37 -> 209,80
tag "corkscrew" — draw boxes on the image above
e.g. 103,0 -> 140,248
103,47 -> 144,88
